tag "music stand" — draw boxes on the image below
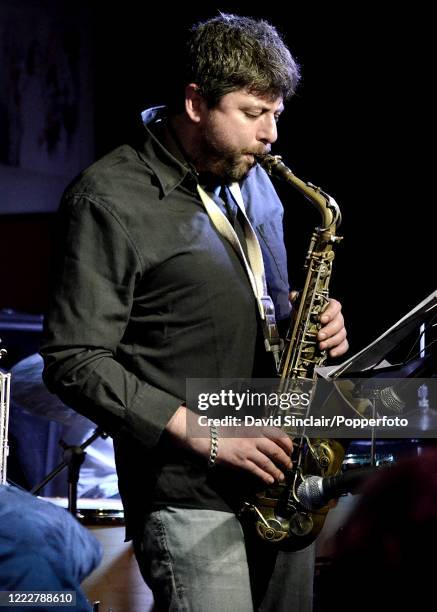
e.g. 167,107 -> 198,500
321,290 -> 437,463
328,290 -> 437,380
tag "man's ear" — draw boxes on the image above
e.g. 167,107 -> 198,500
185,83 -> 206,123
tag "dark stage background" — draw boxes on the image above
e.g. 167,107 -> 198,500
1,0 -> 434,358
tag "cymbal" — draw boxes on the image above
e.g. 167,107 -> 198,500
11,353 -> 93,427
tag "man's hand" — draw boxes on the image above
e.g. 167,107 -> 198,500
165,405 -> 293,485
317,298 -> 348,358
211,427 -> 293,484
289,292 -> 348,359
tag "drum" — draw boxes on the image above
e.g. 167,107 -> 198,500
43,498 -> 153,612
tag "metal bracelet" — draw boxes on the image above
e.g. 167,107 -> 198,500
208,425 -> 218,468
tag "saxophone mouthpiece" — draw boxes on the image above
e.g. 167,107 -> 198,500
255,153 -> 283,175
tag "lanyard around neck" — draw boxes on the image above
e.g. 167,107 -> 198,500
196,182 -> 283,366
197,183 -> 266,317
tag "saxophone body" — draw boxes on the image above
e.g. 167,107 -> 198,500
244,154 -> 345,550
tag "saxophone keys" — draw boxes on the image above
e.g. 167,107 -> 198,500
288,511 -> 313,537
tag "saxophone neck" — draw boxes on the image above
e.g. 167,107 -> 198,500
256,154 -> 342,236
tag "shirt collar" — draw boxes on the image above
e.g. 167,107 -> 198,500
139,106 -> 198,197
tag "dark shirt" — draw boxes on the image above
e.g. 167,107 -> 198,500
41,106 -> 290,537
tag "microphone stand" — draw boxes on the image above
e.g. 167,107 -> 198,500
30,427 -> 107,516
369,392 -> 377,467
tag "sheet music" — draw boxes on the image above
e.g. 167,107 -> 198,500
327,290 -> 437,378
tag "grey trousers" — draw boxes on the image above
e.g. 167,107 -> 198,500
133,507 -> 315,612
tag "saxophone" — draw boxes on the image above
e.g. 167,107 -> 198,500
242,154 -> 345,550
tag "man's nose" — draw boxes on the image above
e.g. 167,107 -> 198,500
257,115 -> 278,144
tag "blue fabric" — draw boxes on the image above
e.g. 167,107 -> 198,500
0,485 -> 102,611
134,506 -> 315,612
241,164 -> 292,321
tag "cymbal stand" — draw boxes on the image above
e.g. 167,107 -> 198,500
30,427 -> 107,515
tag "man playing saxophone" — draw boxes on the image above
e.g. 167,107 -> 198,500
41,13 -> 348,611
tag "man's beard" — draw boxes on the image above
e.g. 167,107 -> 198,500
202,148 -> 255,183
198,129 -> 266,183
220,153 -> 256,182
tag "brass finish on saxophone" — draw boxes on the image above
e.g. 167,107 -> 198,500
243,154 -> 345,549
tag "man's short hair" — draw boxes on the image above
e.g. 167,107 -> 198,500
167,13 -> 300,112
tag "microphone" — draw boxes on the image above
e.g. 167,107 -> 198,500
296,467 -> 380,511
352,378 -> 421,415
378,385 -> 406,413
350,356 -> 431,415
